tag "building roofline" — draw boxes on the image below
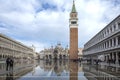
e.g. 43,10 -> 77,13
0,33 -> 33,50
84,14 -> 120,46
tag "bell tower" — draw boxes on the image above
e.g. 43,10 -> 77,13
69,0 -> 78,60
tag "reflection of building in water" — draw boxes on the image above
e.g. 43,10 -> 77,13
69,61 -> 78,80
39,43 -> 69,60
53,60 -> 69,76
0,33 -> 36,62
39,60 -> 44,69
78,63 -> 82,72
14,67 -> 33,79
0,66 -> 33,80
83,15 -> 120,67
83,64 -> 120,80
39,60 -> 69,76
0,63 -> 6,72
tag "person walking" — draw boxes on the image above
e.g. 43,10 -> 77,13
6,57 -> 10,71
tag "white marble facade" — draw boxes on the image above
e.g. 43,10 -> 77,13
0,33 -> 35,62
40,43 -> 69,60
83,15 -> 120,66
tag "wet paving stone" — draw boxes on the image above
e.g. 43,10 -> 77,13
0,60 -> 120,80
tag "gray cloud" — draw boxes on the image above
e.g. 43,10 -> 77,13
0,0 -> 120,52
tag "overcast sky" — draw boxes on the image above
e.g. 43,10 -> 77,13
0,0 -> 120,52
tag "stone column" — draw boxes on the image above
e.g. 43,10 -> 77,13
116,52 -> 119,65
115,22 -> 118,30
116,37 -> 118,46
103,43 -> 105,49
112,39 -> 114,47
106,42 -> 108,48
111,25 -> 114,32
106,29 -> 108,35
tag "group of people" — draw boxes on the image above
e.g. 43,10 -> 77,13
6,57 -> 14,71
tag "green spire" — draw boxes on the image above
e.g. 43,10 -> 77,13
71,0 -> 76,13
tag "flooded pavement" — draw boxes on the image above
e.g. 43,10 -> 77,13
0,60 -> 120,80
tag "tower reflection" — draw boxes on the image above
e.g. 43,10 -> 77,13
69,61 -> 78,80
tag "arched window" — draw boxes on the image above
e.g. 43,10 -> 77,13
74,14 -> 76,17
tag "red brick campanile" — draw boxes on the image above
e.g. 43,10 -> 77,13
69,0 -> 78,60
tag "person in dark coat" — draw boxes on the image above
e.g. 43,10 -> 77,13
96,59 -> 99,65
10,58 -> 14,70
6,57 -> 10,71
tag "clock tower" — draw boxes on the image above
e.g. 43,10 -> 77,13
69,0 -> 78,60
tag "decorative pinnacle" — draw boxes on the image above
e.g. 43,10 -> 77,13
73,0 -> 75,4
71,0 -> 76,13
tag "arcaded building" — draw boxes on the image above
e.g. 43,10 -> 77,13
40,43 -> 69,60
69,1 -> 78,60
78,48 -> 83,59
83,15 -> 120,66
0,33 -> 35,62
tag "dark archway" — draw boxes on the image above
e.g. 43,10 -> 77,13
63,55 -> 65,60
118,52 -> 120,65
54,49 -> 58,60
107,55 -> 109,63
59,55 -> 62,60
49,55 -> 52,60
46,55 -> 48,60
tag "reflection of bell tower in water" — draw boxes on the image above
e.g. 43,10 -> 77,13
70,61 -> 78,80
69,0 -> 78,60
